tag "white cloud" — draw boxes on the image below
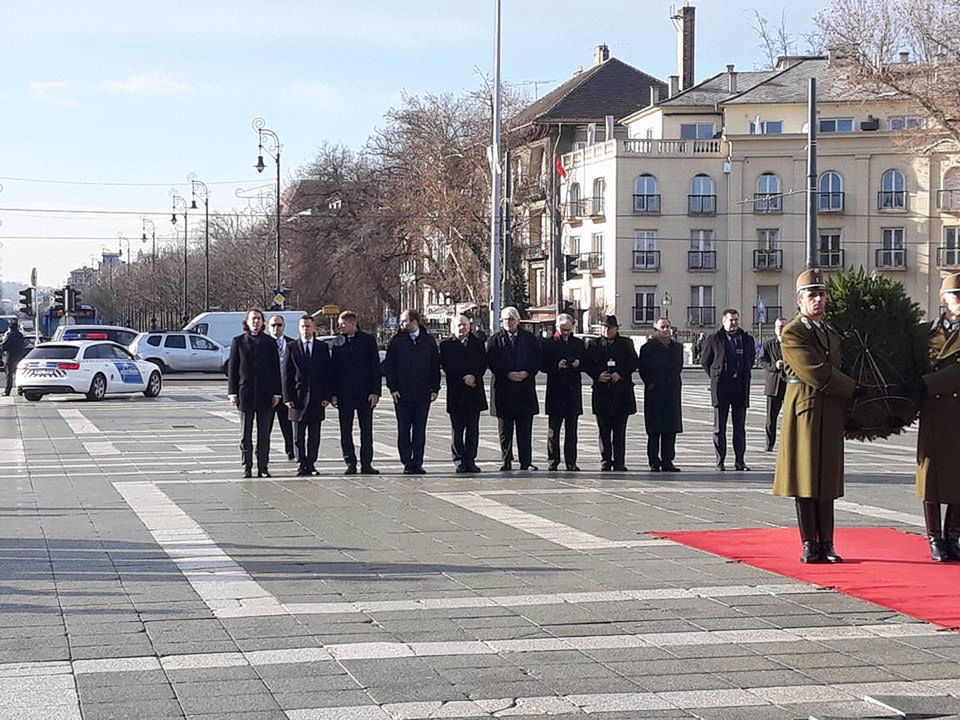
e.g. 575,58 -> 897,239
286,82 -> 343,110
101,71 -> 193,96
29,80 -> 80,108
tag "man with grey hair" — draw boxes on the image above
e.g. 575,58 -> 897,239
487,306 -> 540,471
440,315 -> 487,472
541,313 -> 585,471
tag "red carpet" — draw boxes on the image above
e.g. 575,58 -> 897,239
655,527 -> 960,631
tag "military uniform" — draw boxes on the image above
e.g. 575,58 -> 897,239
773,269 -> 856,563
915,273 -> 960,561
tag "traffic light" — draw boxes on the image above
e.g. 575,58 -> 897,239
67,286 -> 81,313
564,254 -> 579,281
53,287 -> 66,315
18,288 -> 34,316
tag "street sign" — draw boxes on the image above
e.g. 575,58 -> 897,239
756,296 -> 766,324
385,315 -> 398,329
322,304 -> 340,317
273,292 -> 287,307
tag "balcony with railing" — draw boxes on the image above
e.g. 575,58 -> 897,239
937,190 -> 960,213
875,248 -> 907,269
688,306 -> 716,327
577,251 -> 604,273
622,138 -> 725,157
519,244 -> 547,262
632,194 -> 661,215
753,305 -> 783,324
632,250 -> 660,271
688,195 -> 716,216
753,248 -> 783,271
564,199 -> 587,221
878,190 -> 908,211
633,306 -> 660,326
688,250 -> 716,271
589,196 -> 605,217
817,192 -> 845,213
818,249 -> 845,268
937,246 -> 960,268
753,193 -> 782,214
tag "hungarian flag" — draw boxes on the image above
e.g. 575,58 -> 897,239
555,156 -> 566,178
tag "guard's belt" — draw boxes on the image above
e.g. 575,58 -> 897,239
785,377 -> 803,384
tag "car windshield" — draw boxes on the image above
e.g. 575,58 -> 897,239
26,346 -> 79,360
61,329 -> 135,345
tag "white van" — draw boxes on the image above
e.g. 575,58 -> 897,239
183,311 -> 308,350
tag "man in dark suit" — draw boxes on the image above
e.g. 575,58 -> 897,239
701,308 -> 756,471
384,309 -> 441,475
486,306 -> 540,471
585,315 -> 638,471
439,315 -> 487,473
759,317 -> 788,452
330,311 -> 382,475
284,315 -> 331,476
228,309 -> 282,478
267,315 -> 296,461
541,313 -> 585,471
638,317 -> 683,472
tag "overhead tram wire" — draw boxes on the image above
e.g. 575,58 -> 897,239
0,176 -> 267,187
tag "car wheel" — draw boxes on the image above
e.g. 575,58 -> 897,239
147,359 -> 167,374
23,392 -> 42,402
87,374 -> 107,401
143,371 -> 162,398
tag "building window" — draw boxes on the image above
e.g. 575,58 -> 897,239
818,230 -> 843,268
755,173 -> 782,213
689,230 -> 716,270
591,232 -> 603,254
569,236 -> 580,255
757,228 -> 780,250
878,227 -> 906,268
755,229 -> 782,271
755,285 -> 781,324
634,286 -> 657,325
591,177 -> 605,215
680,123 -> 715,139
566,182 -> 583,217
941,227 -> 960,267
880,169 -> 907,210
690,229 -> 713,251
819,118 -> 855,133
632,230 -> 658,270
818,171 -> 844,211
749,120 -> 783,134
889,116 -> 924,130
645,128 -> 654,139
689,285 -> 715,326
633,174 -> 660,214
689,174 -> 716,215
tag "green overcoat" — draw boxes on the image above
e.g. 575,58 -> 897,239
773,314 -> 856,499
915,318 -> 960,503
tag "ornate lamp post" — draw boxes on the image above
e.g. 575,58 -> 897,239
661,290 -> 672,321
188,173 -> 210,311
170,190 -> 189,323
141,217 -> 156,268
252,117 -> 282,305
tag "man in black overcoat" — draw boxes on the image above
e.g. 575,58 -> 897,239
330,311 -> 382,475
585,315 -> 638,471
1,320 -> 27,396
701,308 -> 756,471
541,313 -> 585,471
283,315 -> 331,476
759,317 -> 787,452
228,309 -> 282,478
486,306 -> 540,471
439,315 -> 488,473
638,317 -> 683,472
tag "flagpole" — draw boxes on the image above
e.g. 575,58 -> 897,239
489,0 -> 503,333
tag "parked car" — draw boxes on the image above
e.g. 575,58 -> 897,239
53,324 -> 138,347
129,330 -> 229,373
182,311 -> 306,351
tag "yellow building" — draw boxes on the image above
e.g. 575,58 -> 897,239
560,55 -> 960,334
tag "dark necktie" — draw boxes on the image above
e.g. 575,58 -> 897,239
306,341 -> 311,358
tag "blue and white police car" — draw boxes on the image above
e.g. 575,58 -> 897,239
15,341 -> 163,402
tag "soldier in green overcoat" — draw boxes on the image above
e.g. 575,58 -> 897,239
915,272 -> 960,562
773,269 -> 857,563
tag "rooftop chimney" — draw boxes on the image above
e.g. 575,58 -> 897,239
668,75 -> 680,98
899,50 -> 910,63
726,64 -> 737,93
594,44 -> 610,66
672,5 -> 696,91
649,85 -> 660,107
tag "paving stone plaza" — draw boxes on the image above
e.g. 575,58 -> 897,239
1,373 -> 959,720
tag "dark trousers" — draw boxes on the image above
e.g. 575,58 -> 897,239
498,415 -> 534,467
713,400 -> 747,465
765,390 -> 785,450
293,419 -> 321,472
547,414 -> 578,467
240,407 -> 275,472
395,400 -> 430,470
647,432 -> 676,468
4,366 -> 14,395
450,411 -> 480,469
338,403 -> 374,469
274,403 -> 294,455
597,413 -> 628,467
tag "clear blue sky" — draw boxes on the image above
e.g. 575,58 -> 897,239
0,0 -> 825,289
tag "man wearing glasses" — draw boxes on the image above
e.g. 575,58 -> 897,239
268,315 -> 296,461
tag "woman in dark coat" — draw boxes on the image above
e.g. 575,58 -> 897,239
227,308 -> 282,478
638,318 -> 684,472
584,315 -> 638,471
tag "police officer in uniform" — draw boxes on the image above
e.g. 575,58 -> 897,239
915,273 -> 960,562
773,269 -> 856,563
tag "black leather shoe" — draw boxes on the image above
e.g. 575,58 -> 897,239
716,463 -> 726,471
613,465 -> 629,472
800,541 -> 820,563
309,468 -> 320,476
257,470 -> 271,478
287,452 -> 296,461
764,445 -> 774,453
601,463 -> 613,472
662,464 -> 681,472
929,536 -> 949,562
735,464 -> 751,471
412,466 -> 426,475
360,466 -> 380,475
547,463 -> 559,472
344,465 -> 357,475
649,465 -> 661,472
466,465 -> 482,473
820,542 -> 843,563
499,463 -> 513,472
403,468 -> 414,475
296,468 -> 310,477
521,464 -> 538,472
566,465 -> 580,472
455,466 -> 469,474
945,536 -> 960,561
242,468 -> 252,479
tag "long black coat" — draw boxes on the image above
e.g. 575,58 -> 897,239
228,331 -> 282,411
758,336 -> 786,397
384,331 -> 441,403
0,328 -> 26,365
701,328 -> 755,407
638,337 -> 683,434
283,338 -> 331,423
541,335 -> 585,417
585,335 -> 638,417
439,334 -> 488,415
486,329 -> 540,418
330,330 -> 382,409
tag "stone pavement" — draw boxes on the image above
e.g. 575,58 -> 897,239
0,375 -> 958,720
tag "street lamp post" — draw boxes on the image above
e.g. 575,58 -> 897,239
253,117 -> 282,306
661,291 -> 672,321
117,233 -> 131,276
188,173 -> 210,311
170,191 -> 189,323
141,217 -> 156,268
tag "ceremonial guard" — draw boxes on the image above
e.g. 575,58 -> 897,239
915,273 -> 960,561
541,314 -> 585,471
585,316 -> 638,471
439,315 -> 487,473
638,317 -> 683,472
774,270 -> 856,563
759,318 -> 788,452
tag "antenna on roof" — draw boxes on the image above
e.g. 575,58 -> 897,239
509,80 -> 555,100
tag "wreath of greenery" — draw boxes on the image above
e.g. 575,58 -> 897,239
823,267 -> 924,441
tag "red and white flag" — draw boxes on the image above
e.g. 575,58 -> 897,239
555,156 -> 566,178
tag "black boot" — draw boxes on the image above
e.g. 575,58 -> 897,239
817,497 -> 842,563
945,504 -> 960,561
795,499 -> 820,563
923,502 -> 948,562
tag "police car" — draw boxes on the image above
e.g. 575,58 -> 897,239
15,341 -> 163,402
